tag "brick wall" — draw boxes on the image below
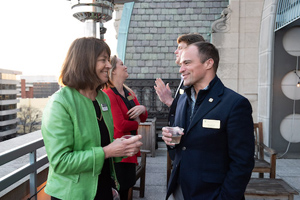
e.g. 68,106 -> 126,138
124,0 -> 228,79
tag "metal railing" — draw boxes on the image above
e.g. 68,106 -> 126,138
0,138 -> 48,200
125,78 -> 181,119
275,0 -> 300,31
0,78 -> 181,199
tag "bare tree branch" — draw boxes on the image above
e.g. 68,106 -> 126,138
18,105 -> 42,134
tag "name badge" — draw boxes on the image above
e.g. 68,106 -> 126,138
101,103 -> 108,111
179,89 -> 184,95
127,95 -> 134,101
202,119 -> 220,129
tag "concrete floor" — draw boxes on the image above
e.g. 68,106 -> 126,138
1,131 -> 299,200
132,143 -> 300,200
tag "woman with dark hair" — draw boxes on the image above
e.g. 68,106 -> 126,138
103,55 -> 148,200
41,37 -> 142,200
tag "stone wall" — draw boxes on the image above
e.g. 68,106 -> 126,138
258,0 -> 278,146
122,0 -> 228,79
211,0 -> 265,122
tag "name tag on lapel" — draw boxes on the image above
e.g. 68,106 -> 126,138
101,104 -> 108,111
127,95 -> 134,101
202,119 -> 221,129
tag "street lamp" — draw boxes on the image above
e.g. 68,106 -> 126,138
67,0 -> 138,39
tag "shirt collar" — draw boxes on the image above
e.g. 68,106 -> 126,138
186,75 -> 218,100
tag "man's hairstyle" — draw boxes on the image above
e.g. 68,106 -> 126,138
177,33 -> 205,45
59,37 -> 111,90
191,41 -> 220,72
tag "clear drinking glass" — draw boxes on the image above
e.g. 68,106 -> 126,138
165,127 -> 184,144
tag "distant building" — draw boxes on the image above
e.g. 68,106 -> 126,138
18,79 -> 33,98
19,76 -> 60,98
0,68 -> 22,141
33,82 -> 60,98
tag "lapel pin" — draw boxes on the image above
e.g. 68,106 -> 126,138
209,98 -> 214,102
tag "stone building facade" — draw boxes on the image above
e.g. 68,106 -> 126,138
20,76 -> 60,98
215,0 -> 300,156
116,0 -> 228,79
0,69 -> 21,141
112,0 -> 300,155
211,0 -> 264,127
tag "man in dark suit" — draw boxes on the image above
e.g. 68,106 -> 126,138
155,33 -> 204,127
162,41 -> 255,200
154,33 -> 204,161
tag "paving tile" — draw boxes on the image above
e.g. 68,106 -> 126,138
133,142 -> 300,200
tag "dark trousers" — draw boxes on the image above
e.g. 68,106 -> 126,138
119,188 -> 129,200
51,184 -> 113,200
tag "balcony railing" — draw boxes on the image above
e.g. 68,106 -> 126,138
0,78 -> 181,199
275,0 -> 300,31
0,134 -> 48,200
125,78 -> 181,119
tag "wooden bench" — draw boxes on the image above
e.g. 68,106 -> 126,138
253,122 -> 277,178
127,119 -> 156,199
128,150 -> 151,200
138,118 -> 156,157
245,178 -> 299,199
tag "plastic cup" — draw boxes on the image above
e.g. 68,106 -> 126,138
165,127 -> 184,144
121,135 -> 135,139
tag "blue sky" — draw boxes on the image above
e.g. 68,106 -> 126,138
0,0 -> 117,77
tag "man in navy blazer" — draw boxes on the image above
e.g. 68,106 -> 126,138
154,33 -> 205,161
162,41 -> 255,200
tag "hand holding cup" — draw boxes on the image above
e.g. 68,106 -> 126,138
121,135 -> 143,157
121,135 -> 135,139
162,126 -> 184,146
103,135 -> 143,158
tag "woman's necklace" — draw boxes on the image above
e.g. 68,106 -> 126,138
97,113 -> 103,121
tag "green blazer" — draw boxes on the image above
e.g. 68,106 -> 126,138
42,86 -> 122,200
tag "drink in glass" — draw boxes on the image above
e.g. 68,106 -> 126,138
166,127 -> 184,144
